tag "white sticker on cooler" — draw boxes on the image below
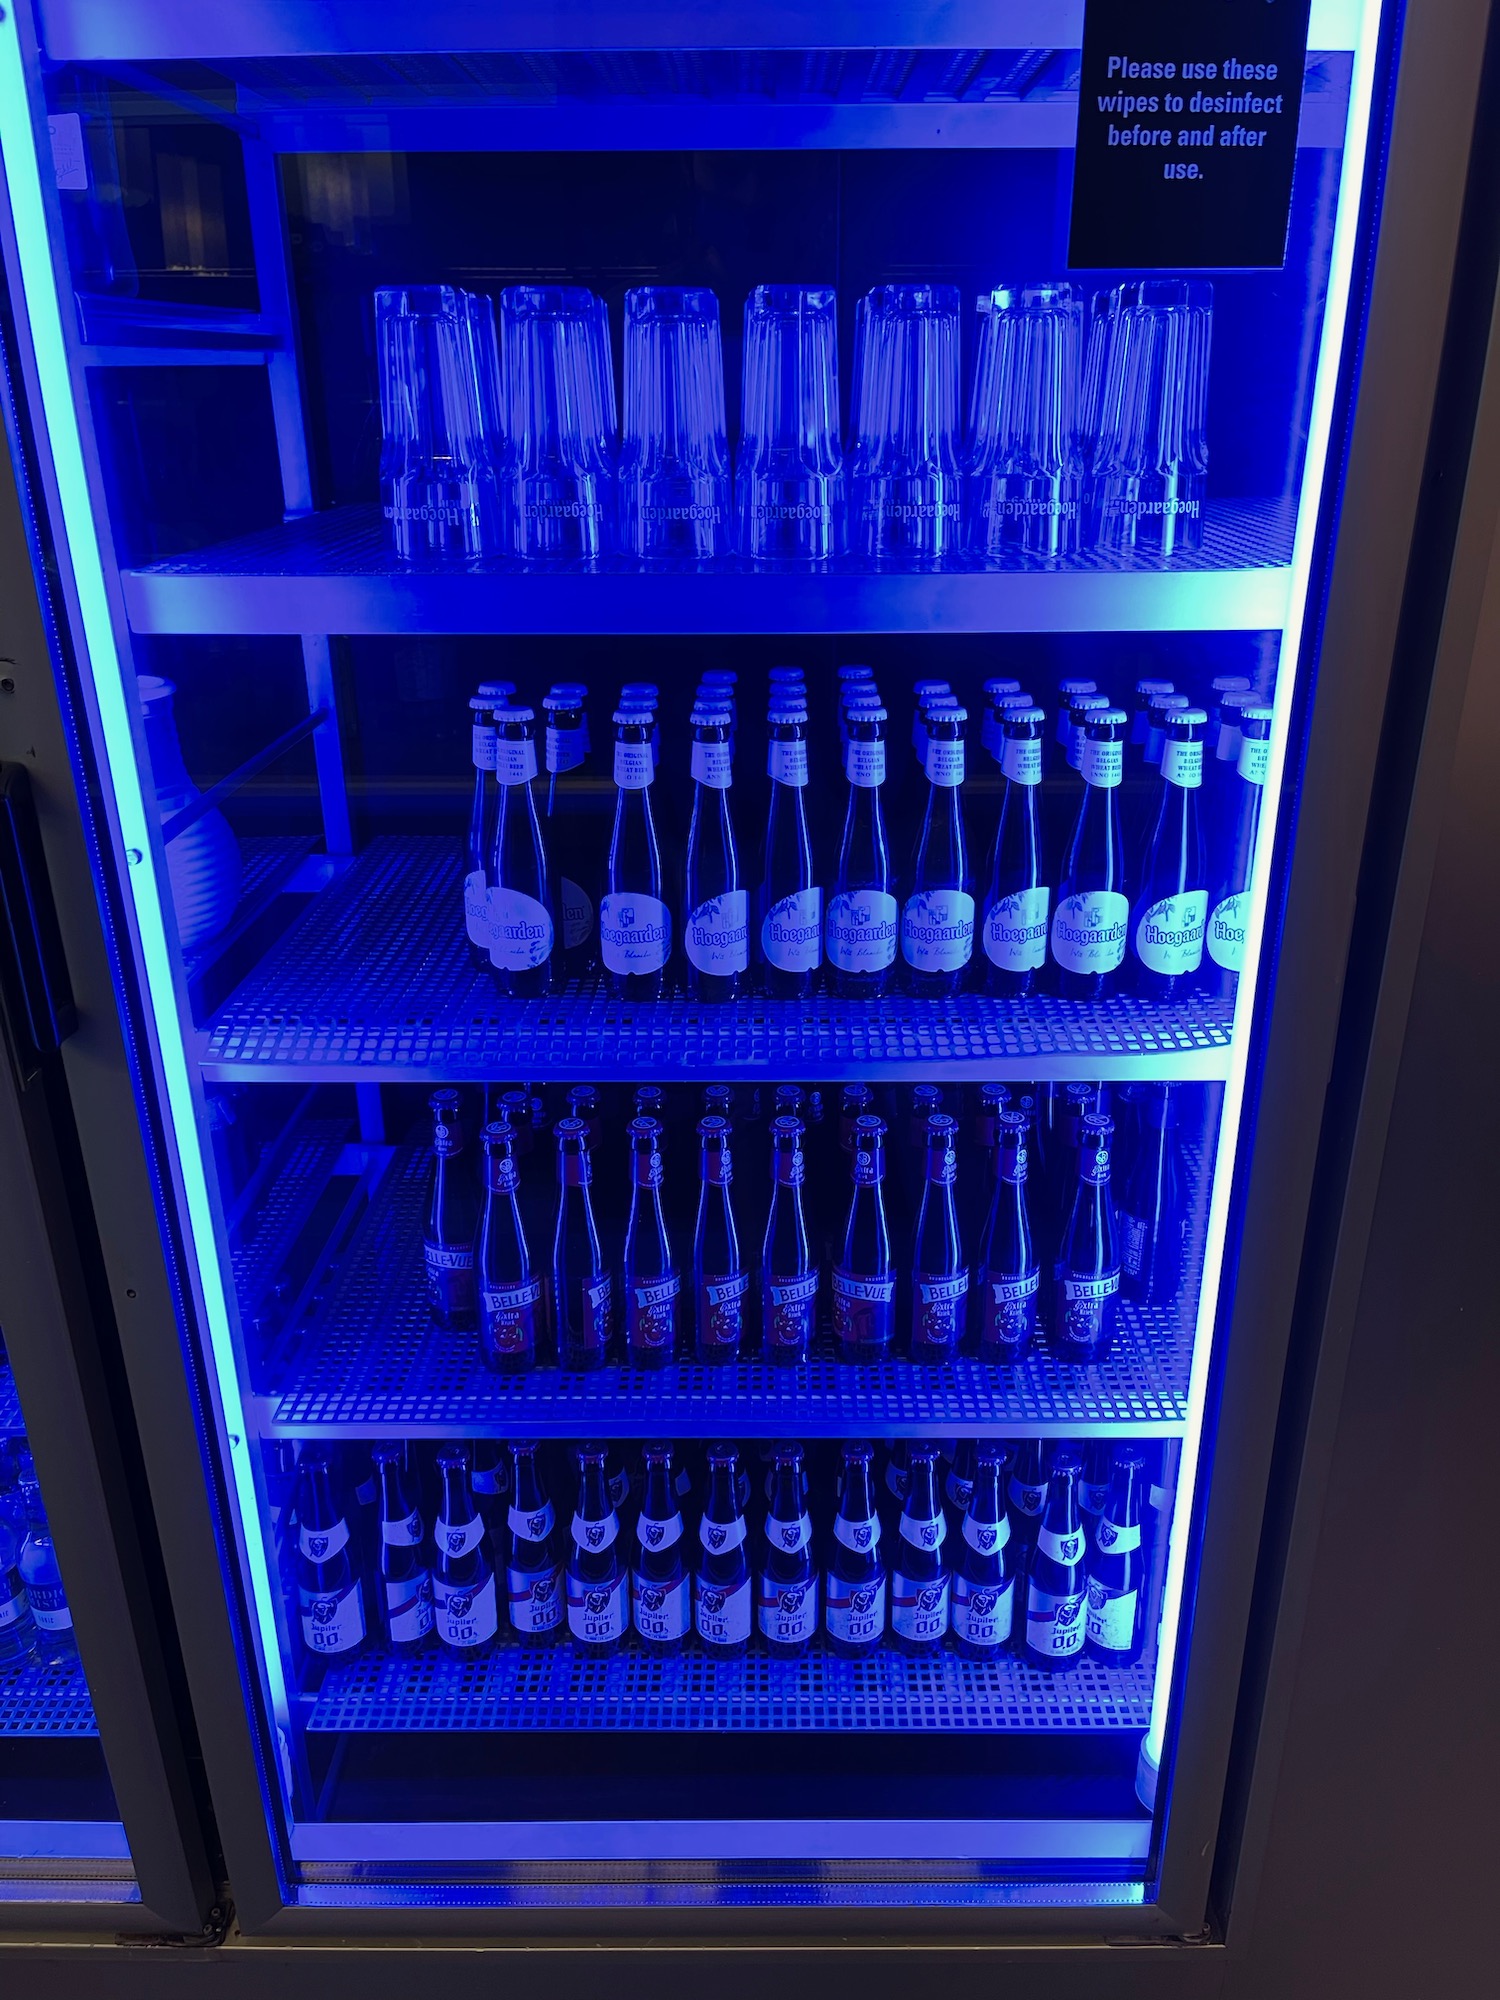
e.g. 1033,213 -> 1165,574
600,892 -> 671,974
1050,890 -> 1129,974
686,890 -> 749,976
486,887 -> 553,971
1135,891 -> 1207,976
983,885 -> 1049,971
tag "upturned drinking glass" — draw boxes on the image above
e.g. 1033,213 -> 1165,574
375,284 -> 496,561
965,280 -> 1084,565
848,283 -> 962,568
1087,279 -> 1213,561
501,284 -> 616,562
619,286 -> 731,563
736,283 -> 843,564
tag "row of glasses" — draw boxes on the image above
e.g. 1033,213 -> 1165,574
375,278 -> 1211,567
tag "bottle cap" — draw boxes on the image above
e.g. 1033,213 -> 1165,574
928,704 -> 968,725
768,702 -> 808,725
770,1114 -> 805,1139
1086,709 -> 1128,732
476,680 -> 517,703
697,1115 -> 730,1138
554,1115 -> 587,1141
628,1115 -> 662,1141
612,707 -> 654,727
853,1112 -> 887,1140
1003,706 -> 1046,728
493,704 -> 536,725
702,669 -> 738,687
1167,707 -> 1208,728
1049,1447 -> 1084,1477
847,702 -> 888,724
925,1112 -> 957,1139
984,677 -> 1022,697
1149,692 -> 1190,719
1211,675 -> 1253,693
1133,677 -> 1175,698
1058,678 -> 1097,696
1240,704 -> 1274,726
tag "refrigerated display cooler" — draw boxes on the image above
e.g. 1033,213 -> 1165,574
0,0 -> 1486,1947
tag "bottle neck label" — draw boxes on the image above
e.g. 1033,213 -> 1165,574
1001,736 -> 1042,785
983,886 -> 1049,972
473,724 -> 497,770
1081,738 -> 1123,788
700,1513 -> 747,1553
299,1519 -> 350,1563
686,890 -> 749,976
632,1149 -> 665,1189
899,1509 -> 947,1551
1037,1523 -> 1086,1567
768,738 -> 809,787
924,1145 -> 958,1188
774,1147 -> 806,1187
1207,891 -> 1250,971
826,890 -> 898,973
850,1145 -> 885,1188
437,1514 -> 486,1559
614,740 -> 654,790
382,1508 -> 424,1547
545,723 -> 586,774
1161,738 -> 1203,788
1135,892 -> 1207,976
901,888 -> 975,975
600,892 -> 671,975
845,738 -> 886,788
702,1147 -> 734,1187
572,1510 -> 620,1552
1094,1518 -> 1141,1554
637,1511 -> 683,1552
924,737 -> 965,787
767,1510 -> 813,1555
834,1512 -> 881,1554
1050,890 -> 1129,974
495,737 -> 538,786
762,889 -> 822,972
561,1149 -> 592,1188
508,1502 -> 555,1543
963,1512 -> 1011,1555
486,1155 -> 521,1198
691,740 -> 733,788
1238,736 -> 1271,784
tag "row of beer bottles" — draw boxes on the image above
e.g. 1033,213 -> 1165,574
465,668 -> 1271,1003
289,1437 -> 1168,1674
423,1077 -> 1197,1370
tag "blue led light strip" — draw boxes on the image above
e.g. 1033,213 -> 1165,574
0,17 -> 289,1729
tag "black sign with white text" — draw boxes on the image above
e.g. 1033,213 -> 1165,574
1068,0 -> 1313,270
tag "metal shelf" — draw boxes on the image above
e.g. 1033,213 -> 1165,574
0,1363 -> 21,1439
0,1656 -> 99,1739
202,838 -> 1234,1083
308,1636 -> 1152,1734
121,503 -> 1293,638
258,1136 -> 1193,1437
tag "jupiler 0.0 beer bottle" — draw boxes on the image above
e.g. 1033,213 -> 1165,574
1085,1449 -> 1147,1664
693,1115 -> 748,1363
824,1441 -> 886,1657
902,703 -> 975,996
623,1116 -> 680,1367
433,1449 -> 498,1656
1051,707 -> 1130,999
1132,705 -> 1208,999
695,1443 -> 752,1656
550,1117 -> 612,1370
758,1444 -> 818,1657
423,1088 -> 478,1331
834,1113 -> 897,1363
952,1444 -> 1017,1660
827,698 -> 898,998
1204,703 -> 1272,997
684,703 -> 748,1002
1023,1449 -> 1088,1671
890,1443 -> 949,1654
477,1120 -> 543,1373
977,1109 -> 1039,1364
762,1115 -> 817,1367
294,1452 -> 366,1662
758,698 -> 822,998
1053,1114 -> 1121,1366
633,1442 -> 690,1653
910,1112 -> 968,1363
981,705 -> 1050,996
505,1440 -> 564,1644
373,1444 -> 433,1651
601,707 -> 671,999
567,1445 -> 628,1655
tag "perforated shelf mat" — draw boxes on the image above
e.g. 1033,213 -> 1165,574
308,1639 -> 1153,1734
0,1363 -> 21,1438
203,838 -> 1235,1081
0,1656 -> 99,1738
262,1142 -> 1194,1436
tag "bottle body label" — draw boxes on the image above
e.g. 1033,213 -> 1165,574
833,1268 -> 896,1351
1001,736 -> 1043,785
1086,1580 -> 1139,1652
686,890 -> 749,977
385,1574 -> 434,1644
757,1575 -> 818,1647
983,886 -> 1049,972
762,888 -> 822,972
28,1584 -> 72,1634
1135,891 -> 1207,976
627,1271 -> 680,1351
482,1276 -> 543,1357
924,739 -> 965,787
613,742 -> 653,790
1027,1582 -> 1086,1659
545,725 -> 586,774
766,1270 -> 818,1352
825,1572 -> 886,1645
826,889 -> 898,973
300,1580 -> 365,1655
1051,890 -> 1129,974
982,1267 -> 1039,1353
494,737 -> 539,786
567,1570 -> 627,1645
1207,890 -> 1249,971
508,1561 -> 564,1634
902,888 -> 975,973
1055,1271 -> 1119,1352
697,1269 -> 749,1351
600,892 -> 671,976
464,868 -> 490,948
434,1571 -> 498,1648
424,1239 -> 475,1319
891,1569 -> 950,1643
561,876 -> 593,951
632,1572 -> 690,1643
913,1270 -> 968,1352
1238,736 -> 1271,784
845,739 -> 886,788
952,1573 -> 1014,1649
695,1572 -> 752,1646
1081,738 -> 1123,788
1160,738 -> 1203,788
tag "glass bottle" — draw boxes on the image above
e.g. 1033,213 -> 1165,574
433,1449 -> 498,1656
824,1441 -> 886,1657
0,1496 -> 37,1665
758,699 -> 821,998
758,1444 -> 818,1657
684,704 -> 748,1002
1022,1449 -> 1087,1671
372,1444 -> 433,1652
464,689 -> 499,965
485,705 -> 556,996
902,704 -> 974,996
977,1110 -> 1040,1364
423,1088 -> 478,1331
889,1443 -> 949,1655
980,705 -> 1049,996
833,1113 -> 896,1363
567,1445 -> 628,1655
542,682 -> 597,977
1050,707 -> 1130,1000
1007,1437 -> 1048,1570
910,1113 -> 967,1363
762,1115 -> 816,1366
1085,1450 -> 1147,1665
549,1116 -> 612,1370
693,1115 -> 748,1363
951,1444 -> 1017,1660
1204,704 -> 1273,996
623,1115 -> 679,1367
695,1443 -> 751,1657
1132,706 -> 1208,999
505,1441 -> 564,1644
294,1453 -> 366,1663
477,1121 -> 543,1373
601,707 -> 671,999
1053,1114 -> 1121,1366
632,1443 -> 690,1653
827,700 -> 897,997
1119,1083 -> 1188,1308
